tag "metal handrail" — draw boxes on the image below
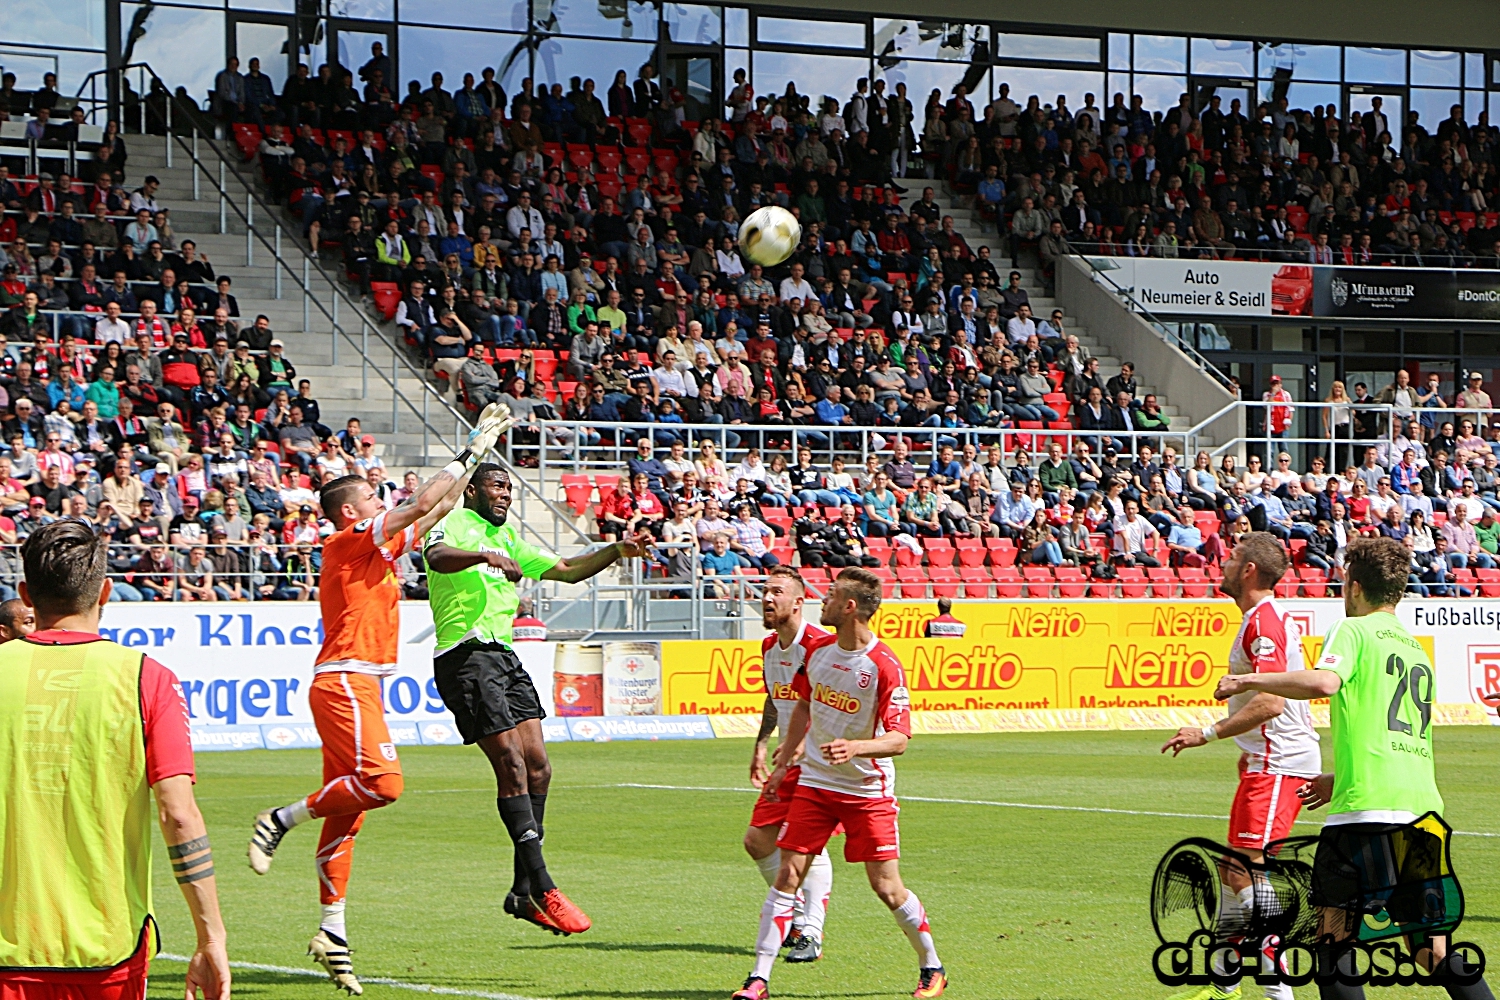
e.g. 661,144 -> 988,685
72,62 -> 478,467
1067,250 -> 1238,393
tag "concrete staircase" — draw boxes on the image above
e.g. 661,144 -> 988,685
912,176 -> 1195,439
126,136 -> 465,477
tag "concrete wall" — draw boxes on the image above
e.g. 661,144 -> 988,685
1055,254 -> 1243,451
745,0 -> 1499,49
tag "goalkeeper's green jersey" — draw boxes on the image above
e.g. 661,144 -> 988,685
1316,611 -> 1444,820
424,507 -> 558,654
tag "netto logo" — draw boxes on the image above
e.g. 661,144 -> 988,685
1106,644 -> 1216,688
706,646 -> 766,694
768,680 -> 797,701
875,605 -> 941,639
911,645 -> 1023,691
1007,606 -> 1085,638
812,682 -> 861,714
1152,606 -> 1231,637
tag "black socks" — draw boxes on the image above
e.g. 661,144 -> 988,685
497,794 -> 555,896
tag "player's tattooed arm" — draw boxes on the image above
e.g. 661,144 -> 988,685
541,530 -> 652,584
765,698 -> 810,795
751,694 -> 776,788
386,460 -> 473,537
413,468 -> 474,540
154,774 -> 231,1000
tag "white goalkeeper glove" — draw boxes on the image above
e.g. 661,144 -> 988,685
464,402 -> 513,458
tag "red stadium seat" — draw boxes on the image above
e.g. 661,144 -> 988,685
956,545 -> 987,567
1022,566 -> 1054,598
929,568 -> 960,599
896,568 -> 929,600
959,568 -> 992,599
869,568 -> 898,601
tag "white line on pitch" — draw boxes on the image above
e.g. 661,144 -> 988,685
154,953 -> 549,1000
599,783 -> 1500,838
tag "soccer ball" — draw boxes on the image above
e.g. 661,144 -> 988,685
738,206 -> 801,267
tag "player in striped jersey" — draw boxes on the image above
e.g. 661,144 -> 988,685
747,566 -> 836,963
1162,533 -> 1320,1000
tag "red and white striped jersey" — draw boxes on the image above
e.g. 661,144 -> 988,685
1227,597 -> 1321,777
791,636 -> 912,800
761,620 -> 833,741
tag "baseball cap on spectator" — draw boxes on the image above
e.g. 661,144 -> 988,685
210,525 -> 228,536
360,434 -> 374,445
28,497 -> 44,507
1269,375 -> 1282,383
270,339 -> 285,348
236,340 -> 251,349
37,172 -> 53,182
300,504 -> 314,514
183,495 -> 200,507
155,462 -> 171,475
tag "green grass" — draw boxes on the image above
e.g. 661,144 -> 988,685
146,729 -> 1500,1000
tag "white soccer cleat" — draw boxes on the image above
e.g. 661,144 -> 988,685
308,930 -> 363,996
247,808 -> 284,875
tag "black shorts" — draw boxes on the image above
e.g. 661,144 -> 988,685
1311,818 -> 1459,939
433,642 -> 546,744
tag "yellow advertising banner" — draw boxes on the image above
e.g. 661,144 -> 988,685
664,602 -> 1437,717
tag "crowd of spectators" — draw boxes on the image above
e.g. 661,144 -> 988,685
0,107 -> 434,600
611,369 -> 1500,600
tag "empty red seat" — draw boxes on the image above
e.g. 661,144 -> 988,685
956,545 -> 987,567
869,568 -> 897,601
958,568 -> 991,598
896,568 -> 929,600
1147,567 -> 1177,598
1022,566 -> 1054,598
929,568 -> 960,599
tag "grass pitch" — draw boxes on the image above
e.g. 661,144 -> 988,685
147,729 -> 1500,1000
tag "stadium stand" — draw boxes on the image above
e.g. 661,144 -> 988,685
0,42 -> 1498,604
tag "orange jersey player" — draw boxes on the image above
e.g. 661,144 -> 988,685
245,461 -> 470,995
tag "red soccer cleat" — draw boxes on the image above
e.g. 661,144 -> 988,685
913,967 -> 948,998
731,976 -> 769,999
529,888 -> 592,935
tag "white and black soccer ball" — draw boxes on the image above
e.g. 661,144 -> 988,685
738,206 -> 801,267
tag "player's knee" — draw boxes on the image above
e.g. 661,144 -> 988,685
368,772 -> 404,804
526,756 -> 552,791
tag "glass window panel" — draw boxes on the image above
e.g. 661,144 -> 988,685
121,4 -> 224,109
875,62 -> 988,118
1108,33 -> 1130,71
330,0 -> 393,20
756,17 -> 863,51
1132,35 -> 1184,74
1409,89 -> 1459,133
1190,38 -> 1252,77
996,33 -> 1099,65
534,36 -> 654,90
725,7 -> 748,47
0,0 -> 105,50
1261,81 -> 1340,116
1257,43 -> 1339,81
534,0 -> 656,41
1347,92 -> 1401,141
1410,50 -> 1459,87
874,20 -> 987,63
1106,72 -> 1129,108
232,0 -> 295,13
1464,52 -> 1484,88
235,22 -> 292,89
1465,90 -> 1484,125
1491,93 -> 1500,126
989,67 -> 1102,117
1344,47 -> 1406,85
752,51 -> 867,108
0,49 -> 107,99
398,27 -> 528,95
402,0 -> 517,30
664,4 -> 720,46
1131,74 -> 1184,117
337,30 -> 392,83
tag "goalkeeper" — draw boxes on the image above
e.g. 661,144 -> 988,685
424,460 -> 650,936
1215,536 -> 1494,1000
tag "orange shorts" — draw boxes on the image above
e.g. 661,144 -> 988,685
309,671 -> 403,788
1227,771 -> 1308,850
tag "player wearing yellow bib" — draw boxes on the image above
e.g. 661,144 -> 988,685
424,463 -> 650,937
1215,537 -> 1494,1000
